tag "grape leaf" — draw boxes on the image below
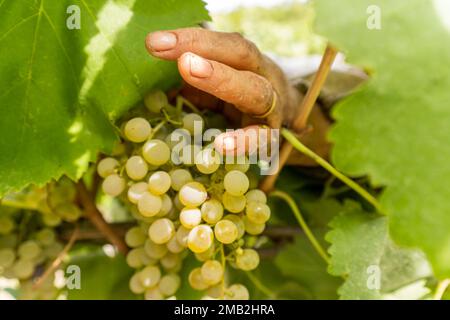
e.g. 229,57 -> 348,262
314,0 -> 450,278
327,201 -> 431,299
0,0 -> 208,196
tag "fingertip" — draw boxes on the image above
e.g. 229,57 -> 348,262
214,132 -> 237,155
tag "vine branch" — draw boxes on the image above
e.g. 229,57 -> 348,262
76,181 -> 129,255
260,45 -> 338,193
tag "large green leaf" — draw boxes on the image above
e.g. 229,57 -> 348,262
327,201 -> 431,299
314,0 -> 450,278
0,0 -> 208,196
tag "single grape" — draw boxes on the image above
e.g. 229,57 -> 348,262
175,226 -> 191,248
97,157 -> 119,178
246,202 -> 271,224
223,214 -> 245,238
245,189 -> 267,204
42,213 -> 62,227
12,259 -> 35,280
18,240 -> 42,260
225,284 -> 249,300
35,228 -> 56,246
148,171 -> 171,195
145,90 -> 168,113
126,247 -> 155,269
235,249 -> 260,271
222,192 -> 246,213
201,199 -> 224,225
166,235 -> 184,254
180,207 -> 202,229
194,242 -> 215,262
0,248 -> 15,268
188,267 -> 209,291
195,148 -> 221,174
224,170 -> 249,196
124,117 -> 151,143
158,273 -> 181,296
125,226 -> 147,248
206,284 -> 224,299
142,139 -> 170,166
224,155 -> 250,173
55,203 -> 82,222
214,220 -> 238,244
129,272 -> 145,294
144,238 -> 168,259
125,156 -> 148,180
187,225 -> 214,253
0,216 -> 14,235
160,252 -> 180,270
183,113 -> 204,135
243,216 -> 265,235
139,265 -> 161,288
137,192 -> 162,217
169,169 -> 193,191
149,218 -> 175,244
156,194 -> 173,217
179,182 -> 207,207
201,260 -> 223,285
144,287 -> 164,300
102,174 -> 125,197
127,182 -> 149,204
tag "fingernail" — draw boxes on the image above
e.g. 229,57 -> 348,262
187,54 -> 213,78
148,32 -> 177,51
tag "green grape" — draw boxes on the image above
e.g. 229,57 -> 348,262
124,117 -> 151,143
187,225 -> 214,253
214,220 -> 238,244
158,273 -> 181,296
0,216 -> 14,235
243,216 -> 265,235
222,192 -> 246,213
148,171 -> 171,195
144,286 -> 164,300
225,284 -> 249,300
127,182 -> 149,204
97,157 -> 120,178
126,156 -> 148,180
245,189 -> 267,204
18,240 -> 42,260
194,242 -> 215,262
201,199 -> 224,225
160,252 -> 180,270
156,194 -> 173,217
42,213 -> 62,227
44,242 -> 64,259
246,202 -> 271,224
166,235 -> 184,254
175,226 -> 190,248
179,182 -> 207,207
223,214 -> 245,238
126,247 -> 150,269
125,226 -> 147,248
144,238 -> 168,259
142,139 -> 170,166
180,207 -> 202,229
207,284 -> 224,299
224,170 -> 249,196
0,248 -> 15,268
139,265 -> 161,288
201,260 -> 223,285
144,90 -> 168,113
235,249 -> 260,271
35,228 -> 56,246
224,155 -> 250,173
183,113 -> 204,135
195,148 -> 221,174
129,272 -> 145,294
169,169 -> 193,191
137,192 -> 162,217
12,259 -> 35,279
102,174 -> 126,197
55,203 -> 82,222
149,218 -> 175,244
188,267 -> 209,291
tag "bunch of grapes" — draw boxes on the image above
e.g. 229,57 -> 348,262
0,210 -> 64,299
98,91 -> 271,300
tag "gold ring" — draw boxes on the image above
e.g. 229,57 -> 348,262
254,91 -> 277,119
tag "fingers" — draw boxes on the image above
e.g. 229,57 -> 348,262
177,52 -> 274,117
146,28 -> 264,73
